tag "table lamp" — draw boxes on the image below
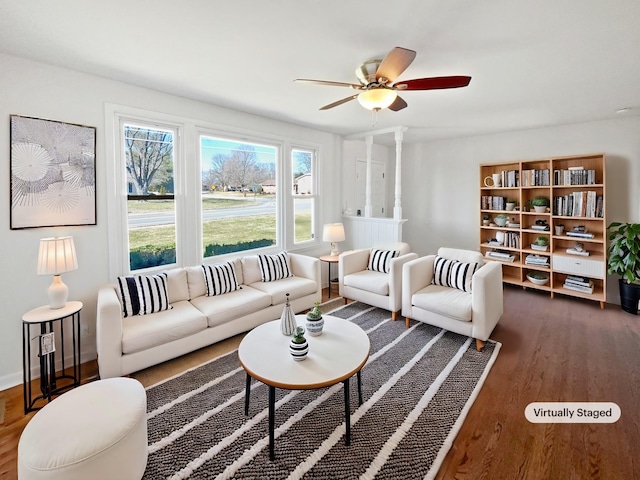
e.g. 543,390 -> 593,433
322,223 -> 345,256
37,236 -> 78,309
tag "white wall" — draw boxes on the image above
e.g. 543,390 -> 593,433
401,116 -> 640,305
0,53 -> 343,389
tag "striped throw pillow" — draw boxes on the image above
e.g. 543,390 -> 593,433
433,256 -> 478,293
258,252 -> 293,282
116,273 -> 172,317
202,262 -> 239,296
368,249 -> 400,274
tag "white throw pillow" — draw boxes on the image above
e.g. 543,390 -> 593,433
202,262 -> 239,296
368,249 -> 399,274
433,256 -> 478,293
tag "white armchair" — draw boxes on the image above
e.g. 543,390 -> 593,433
402,247 -> 503,351
339,242 -> 418,320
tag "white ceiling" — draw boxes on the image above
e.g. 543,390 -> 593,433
1,0 -> 639,144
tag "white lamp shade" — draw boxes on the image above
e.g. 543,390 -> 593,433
322,223 -> 346,243
37,236 -> 78,276
357,89 -> 397,110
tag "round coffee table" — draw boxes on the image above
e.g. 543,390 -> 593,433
238,314 -> 370,460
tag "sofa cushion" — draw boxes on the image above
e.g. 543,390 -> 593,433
249,276 -> 318,305
433,256 -> 478,293
343,270 -> 389,296
202,262 -> 239,296
116,273 -> 172,317
368,249 -> 399,273
121,300 -> 207,354
190,286 -> 272,328
412,284 -> 473,322
166,268 -> 189,303
258,252 -> 293,282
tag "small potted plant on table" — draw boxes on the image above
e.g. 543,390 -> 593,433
305,302 -> 324,336
289,326 -> 309,361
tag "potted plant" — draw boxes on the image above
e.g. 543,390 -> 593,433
289,326 -> 309,361
607,222 -> 640,314
531,235 -> 549,251
531,196 -> 550,213
505,200 -> 517,211
305,301 -> 324,336
482,215 -> 491,226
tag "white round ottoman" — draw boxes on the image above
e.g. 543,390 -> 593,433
18,377 -> 148,480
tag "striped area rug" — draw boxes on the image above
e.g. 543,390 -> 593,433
143,302 -> 500,479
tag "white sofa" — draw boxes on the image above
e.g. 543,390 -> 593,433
339,242 -> 418,320
402,248 -> 503,351
96,253 -> 320,378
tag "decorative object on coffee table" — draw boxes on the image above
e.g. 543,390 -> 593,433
289,327 -> 309,361
305,302 -> 324,336
279,293 -> 297,336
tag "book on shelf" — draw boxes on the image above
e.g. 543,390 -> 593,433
531,225 -> 550,231
566,231 -> 595,239
566,275 -> 591,285
563,281 -> 594,294
566,248 -> 590,256
485,250 -> 515,262
487,240 -> 503,246
525,254 -> 550,266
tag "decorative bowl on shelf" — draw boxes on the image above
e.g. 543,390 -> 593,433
526,272 -> 549,285
494,214 -> 509,227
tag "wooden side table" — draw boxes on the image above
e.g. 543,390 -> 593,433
22,301 -> 83,414
319,254 -> 340,298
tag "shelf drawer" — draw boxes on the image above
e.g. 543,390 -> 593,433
552,254 -> 605,278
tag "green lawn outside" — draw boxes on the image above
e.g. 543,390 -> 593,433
128,213 -> 312,253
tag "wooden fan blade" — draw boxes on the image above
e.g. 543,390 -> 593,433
320,95 -> 359,110
295,78 -> 362,89
376,47 -> 416,83
388,96 -> 408,112
395,76 -> 471,90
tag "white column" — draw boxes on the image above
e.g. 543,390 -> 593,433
364,135 -> 373,218
393,129 -> 405,220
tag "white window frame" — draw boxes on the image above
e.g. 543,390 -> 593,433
105,104 -> 322,279
290,146 -> 319,246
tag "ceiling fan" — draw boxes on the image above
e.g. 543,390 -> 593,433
295,46 -> 471,112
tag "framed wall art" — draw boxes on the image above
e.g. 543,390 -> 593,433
10,115 -> 96,229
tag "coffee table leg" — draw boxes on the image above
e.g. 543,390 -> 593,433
269,385 -> 276,460
357,371 -> 363,405
343,379 -> 351,446
244,373 -> 251,415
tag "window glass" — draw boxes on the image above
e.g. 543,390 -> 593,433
123,124 -> 176,270
200,136 -> 278,257
292,148 -> 315,243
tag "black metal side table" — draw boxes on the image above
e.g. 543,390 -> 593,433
22,301 -> 82,414
319,255 -> 340,298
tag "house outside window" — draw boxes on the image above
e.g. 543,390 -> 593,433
292,148 -> 316,244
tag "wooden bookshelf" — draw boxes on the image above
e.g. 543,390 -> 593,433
480,153 -> 606,308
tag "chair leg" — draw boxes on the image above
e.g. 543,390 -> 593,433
344,298 -> 348,305
405,317 -> 411,329
475,339 -> 485,352
391,311 -> 398,321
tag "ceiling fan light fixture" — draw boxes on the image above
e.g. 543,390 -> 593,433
357,89 -> 397,110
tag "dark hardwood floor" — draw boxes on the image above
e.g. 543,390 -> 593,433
1,285 -> 638,479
